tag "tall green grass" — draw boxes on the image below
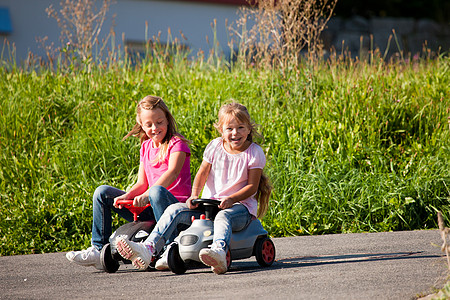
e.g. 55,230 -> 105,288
1,50 -> 449,255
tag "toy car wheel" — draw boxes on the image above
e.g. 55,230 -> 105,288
254,237 -> 276,267
100,243 -> 120,273
167,243 -> 187,274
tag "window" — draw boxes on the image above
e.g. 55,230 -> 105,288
0,7 -> 12,35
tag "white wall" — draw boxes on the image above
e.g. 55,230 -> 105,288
0,0 -> 244,62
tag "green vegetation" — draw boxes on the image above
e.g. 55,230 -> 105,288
1,49 -> 448,256
0,0 -> 449,256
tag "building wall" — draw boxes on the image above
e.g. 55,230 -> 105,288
0,0 -> 448,62
323,15 -> 450,58
0,0 -> 244,62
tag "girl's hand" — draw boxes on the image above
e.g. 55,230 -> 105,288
219,197 -> 234,210
133,195 -> 150,207
113,194 -> 128,208
187,196 -> 199,209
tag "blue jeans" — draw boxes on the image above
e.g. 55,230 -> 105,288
91,185 -> 179,250
146,202 -> 202,253
213,203 -> 252,250
146,202 -> 252,254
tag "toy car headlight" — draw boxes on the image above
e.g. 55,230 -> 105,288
180,234 -> 199,246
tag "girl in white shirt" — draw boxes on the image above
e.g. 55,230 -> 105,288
191,102 -> 272,274
116,102 -> 272,274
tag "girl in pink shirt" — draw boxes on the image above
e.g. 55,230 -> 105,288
66,95 -> 191,270
115,102 -> 272,274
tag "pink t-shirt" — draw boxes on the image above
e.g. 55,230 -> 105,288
140,135 -> 191,202
201,137 -> 266,217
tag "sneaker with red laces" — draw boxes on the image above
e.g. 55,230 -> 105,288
116,237 -> 155,270
199,243 -> 227,274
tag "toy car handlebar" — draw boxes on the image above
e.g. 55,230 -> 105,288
115,199 -> 134,206
191,198 -> 221,206
190,199 -> 221,220
115,199 -> 151,222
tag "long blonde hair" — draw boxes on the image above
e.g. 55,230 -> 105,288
123,95 -> 189,164
214,102 -> 272,218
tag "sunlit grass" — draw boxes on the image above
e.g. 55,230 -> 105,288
0,48 -> 449,255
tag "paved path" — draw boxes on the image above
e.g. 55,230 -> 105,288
0,230 -> 448,299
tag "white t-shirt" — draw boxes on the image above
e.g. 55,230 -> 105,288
201,137 -> 266,217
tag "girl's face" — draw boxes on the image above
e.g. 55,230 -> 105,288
139,107 -> 168,147
221,116 -> 251,153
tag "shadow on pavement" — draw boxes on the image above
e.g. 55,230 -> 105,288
224,251 -> 444,275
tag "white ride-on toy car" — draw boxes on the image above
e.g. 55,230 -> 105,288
167,198 -> 276,274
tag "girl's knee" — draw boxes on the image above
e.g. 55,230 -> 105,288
93,185 -> 110,202
149,185 -> 165,195
165,202 -> 187,215
215,210 -> 230,222
148,185 -> 167,201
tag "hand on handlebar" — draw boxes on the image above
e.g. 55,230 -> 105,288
113,195 -> 150,208
187,196 -> 199,209
133,195 -> 150,207
219,197 -> 234,210
113,195 -> 127,208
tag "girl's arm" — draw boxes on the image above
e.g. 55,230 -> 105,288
113,162 -> 148,207
187,160 -> 211,209
152,151 -> 187,188
115,151 -> 187,207
219,168 -> 263,210
133,151 -> 186,206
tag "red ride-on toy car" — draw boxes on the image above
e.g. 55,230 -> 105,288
100,199 -> 155,273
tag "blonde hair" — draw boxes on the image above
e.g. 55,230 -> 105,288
214,101 -> 272,218
124,95 -> 189,164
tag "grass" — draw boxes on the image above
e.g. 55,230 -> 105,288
0,44 -> 449,255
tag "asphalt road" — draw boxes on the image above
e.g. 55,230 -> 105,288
0,230 -> 448,300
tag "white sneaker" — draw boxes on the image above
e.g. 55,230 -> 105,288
155,245 -> 170,271
66,246 -> 103,270
116,237 -> 154,270
199,244 -> 227,274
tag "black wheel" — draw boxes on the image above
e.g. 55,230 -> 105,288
167,243 -> 187,274
254,237 -> 276,267
101,243 -> 120,273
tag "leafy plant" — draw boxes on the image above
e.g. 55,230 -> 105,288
0,0 -> 449,256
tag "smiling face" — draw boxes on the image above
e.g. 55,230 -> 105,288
221,116 -> 251,153
138,107 -> 168,147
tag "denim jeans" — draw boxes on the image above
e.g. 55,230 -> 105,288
213,203 -> 252,250
146,202 -> 203,254
91,185 -> 179,250
146,202 -> 252,254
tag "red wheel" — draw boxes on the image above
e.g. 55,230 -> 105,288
254,237 -> 275,267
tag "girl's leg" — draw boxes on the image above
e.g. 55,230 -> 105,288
119,185 -> 179,223
146,185 -> 179,221
146,202 -> 203,254
91,185 -> 135,250
199,203 -> 252,274
67,185 -> 134,268
116,202 -> 203,270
